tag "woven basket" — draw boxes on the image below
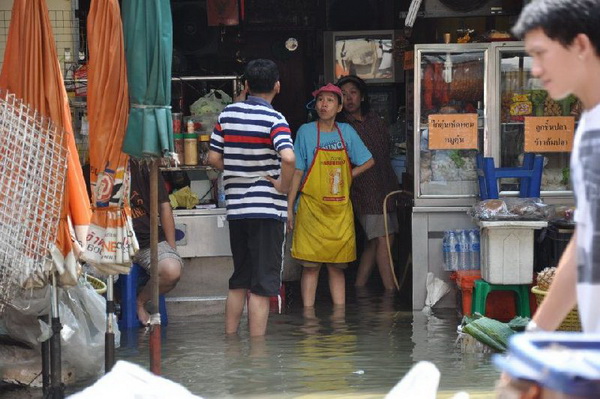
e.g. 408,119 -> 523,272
86,275 -> 107,295
531,286 -> 581,331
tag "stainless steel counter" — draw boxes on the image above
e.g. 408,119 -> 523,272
173,208 -> 231,258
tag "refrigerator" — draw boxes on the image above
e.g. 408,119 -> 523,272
410,42 -> 577,309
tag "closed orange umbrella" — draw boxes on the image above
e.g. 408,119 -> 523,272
84,0 -> 138,275
0,0 -> 91,282
85,0 -> 135,372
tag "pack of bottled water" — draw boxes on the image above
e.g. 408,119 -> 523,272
442,229 -> 480,271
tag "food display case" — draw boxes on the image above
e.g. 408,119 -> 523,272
488,41 -> 579,199
414,44 -> 489,206
411,42 -> 576,309
412,43 -> 490,309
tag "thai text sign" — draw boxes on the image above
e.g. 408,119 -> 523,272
524,116 -> 574,152
428,114 -> 478,150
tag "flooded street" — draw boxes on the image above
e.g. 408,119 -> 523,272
2,286 -> 499,398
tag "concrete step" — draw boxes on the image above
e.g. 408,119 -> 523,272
166,296 -> 226,316
165,256 -> 232,316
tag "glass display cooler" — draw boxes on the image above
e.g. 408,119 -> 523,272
410,43 -> 576,310
411,43 -> 490,309
488,41 -> 579,199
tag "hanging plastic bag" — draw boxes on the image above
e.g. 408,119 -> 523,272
3,281 -> 120,381
190,89 -> 232,116
423,272 -> 450,313
60,282 -> 121,380
3,286 -> 53,347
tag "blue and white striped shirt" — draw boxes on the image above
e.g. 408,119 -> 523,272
210,96 -> 294,221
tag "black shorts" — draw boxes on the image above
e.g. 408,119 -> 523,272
228,218 -> 285,297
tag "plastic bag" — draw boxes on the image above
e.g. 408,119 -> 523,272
548,205 -> 575,225
60,283 -> 121,380
190,89 -> 232,116
69,360 -> 201,399
385,361 -> 440,399
423,272 -> 450,312
470,198 -> 549,221
3,286 -> 53,347
3,282 -> 120,381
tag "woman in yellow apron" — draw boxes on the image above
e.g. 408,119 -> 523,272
288,83 -> 374,307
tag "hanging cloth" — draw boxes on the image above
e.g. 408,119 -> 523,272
292,122 -> 355,264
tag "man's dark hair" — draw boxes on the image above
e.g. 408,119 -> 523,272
512,0 -> 600,56
244,59 -> 279,94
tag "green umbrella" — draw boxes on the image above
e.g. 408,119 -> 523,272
122,0 -> 174,375
122,0 -> 174,158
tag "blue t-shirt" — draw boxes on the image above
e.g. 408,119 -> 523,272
294,122 -> 372,176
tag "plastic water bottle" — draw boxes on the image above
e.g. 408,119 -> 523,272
458,230 -> 469,270
442,231 -> 450,270
447,231 -> 459,271
469,229 -> 480,270
217,174 -> 226,208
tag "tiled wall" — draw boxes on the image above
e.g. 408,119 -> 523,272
0,0 -> 77,74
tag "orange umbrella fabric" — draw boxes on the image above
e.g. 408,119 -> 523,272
0,0 -> 91,284
84,0 -> 138,275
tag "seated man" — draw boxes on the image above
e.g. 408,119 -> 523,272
129,159 -> 183,325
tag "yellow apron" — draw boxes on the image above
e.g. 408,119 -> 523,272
292,122 -> 356,263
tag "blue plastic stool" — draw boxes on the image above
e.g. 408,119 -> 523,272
476,153 -> 544,200
117,263 -> 168,329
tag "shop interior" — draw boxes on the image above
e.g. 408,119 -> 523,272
57,0 -> 532,311
0,1 -> 588,396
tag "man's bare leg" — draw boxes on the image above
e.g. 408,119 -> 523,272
248,293 -> 270,336
225,288 -> 247,334
137,258 -> 182,325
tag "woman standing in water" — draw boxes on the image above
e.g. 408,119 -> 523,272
288,83 -> 374,308
336,75 -> 400,291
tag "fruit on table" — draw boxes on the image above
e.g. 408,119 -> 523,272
544,97 -> 562,116
537,266 -> 557,291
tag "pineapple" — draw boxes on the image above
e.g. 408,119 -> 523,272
537,267 -> 557,291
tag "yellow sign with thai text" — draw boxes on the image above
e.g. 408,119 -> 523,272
428,114 -> 478,150
524,116 -> 574,152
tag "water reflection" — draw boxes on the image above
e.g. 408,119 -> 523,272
295,306 -> 357,392
3,289 -> 500,398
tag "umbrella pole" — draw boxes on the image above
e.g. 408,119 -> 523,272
49,272 -> 64,398
149,160 -> 161,375
105,275 -> 116,372
40,314 -> 50,394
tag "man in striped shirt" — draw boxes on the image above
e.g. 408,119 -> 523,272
208,59 -> 295,336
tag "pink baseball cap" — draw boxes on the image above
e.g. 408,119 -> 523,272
311,83 -> 343,101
